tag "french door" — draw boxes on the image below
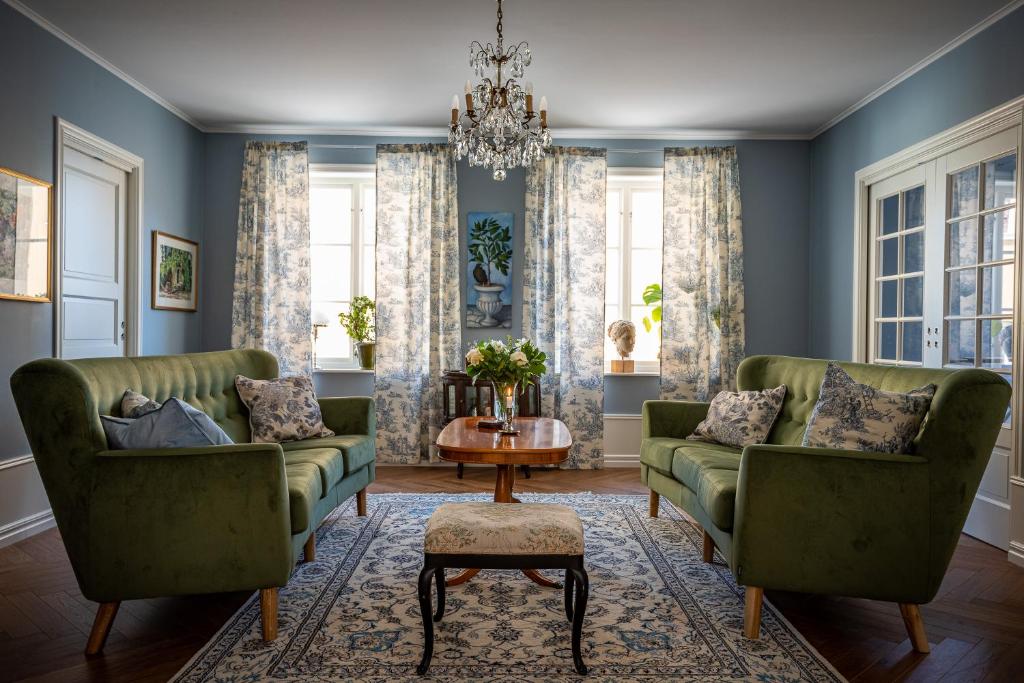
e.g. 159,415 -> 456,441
867,125 -> 1020,548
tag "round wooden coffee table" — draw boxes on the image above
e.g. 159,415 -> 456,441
436,416 -> 572,588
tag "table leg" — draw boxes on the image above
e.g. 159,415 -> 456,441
494,464 -> 515,503
444,567 -> 480,586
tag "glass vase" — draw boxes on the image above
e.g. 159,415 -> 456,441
493,381 -> 519,432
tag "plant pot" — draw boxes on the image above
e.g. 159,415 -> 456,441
473,284 -> 505,327
355,342 -> 375,370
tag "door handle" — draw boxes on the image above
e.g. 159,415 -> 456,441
121,321 -> 126,329
120,332 -> 126,341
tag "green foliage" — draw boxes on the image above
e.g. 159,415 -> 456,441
464,336 -> 547,387
468,217 -> 512,284
159,245 -> 193,293
339,296 -> 376,343
641,283 -> 662,333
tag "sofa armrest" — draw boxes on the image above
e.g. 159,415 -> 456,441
86,443 -> 293,602
642,400 -> 710,439
732,444 -> 932,603
318,396 -> 376,437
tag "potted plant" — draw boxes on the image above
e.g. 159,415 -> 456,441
469,216 -> 512,327
465,337 -> 546,433
339,296 -> 376,370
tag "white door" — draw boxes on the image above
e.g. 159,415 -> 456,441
59,147 -> 128,359
866,126 -> 1020,549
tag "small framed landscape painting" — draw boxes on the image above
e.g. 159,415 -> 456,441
0,167 -> 52,303
152,231 -> 198,312
466,211 -> 513,328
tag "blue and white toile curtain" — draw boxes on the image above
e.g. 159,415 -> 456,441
374,144 -> 462,463
231,141 -> 312,376
523,147 -> 607,469
660,146 -> 746,400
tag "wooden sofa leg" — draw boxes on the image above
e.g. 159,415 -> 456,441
357,488 -> 368,517
260,588 -> 278,641
702,530 -> 715,563
899,603 -> 931,653
304,533 -> 316,562
743,587 -> 763,639
649,490 -> 660,517
85,601 -> 119,655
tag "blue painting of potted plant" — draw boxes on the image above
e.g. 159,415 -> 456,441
469,216 -> 512,327
339,295 -> 376,370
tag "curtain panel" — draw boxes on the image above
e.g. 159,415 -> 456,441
374,144 -> 462,464
523,147 -> 607,469
660,146 -> 746,401
231,141 -> 312,376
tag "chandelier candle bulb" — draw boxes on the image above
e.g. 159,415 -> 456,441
451,96 -> 459,124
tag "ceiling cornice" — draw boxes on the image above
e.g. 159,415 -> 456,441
811,0 -> 1024,138
202,123 -> 814,141
3,0 -> 204,130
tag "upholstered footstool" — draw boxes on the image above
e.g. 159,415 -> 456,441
416,502 -> 590,675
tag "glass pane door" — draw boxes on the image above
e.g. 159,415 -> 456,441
944,148 -> 1018,426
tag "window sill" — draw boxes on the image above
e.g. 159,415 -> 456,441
604,371 -> 660,378
313,368 -> 375,375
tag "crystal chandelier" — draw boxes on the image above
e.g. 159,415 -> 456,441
448,0 -> 551,181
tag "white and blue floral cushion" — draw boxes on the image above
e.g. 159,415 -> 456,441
120,389 -> 162,418
687,385 -> 787,448
801,362 -> 935,454
235,374 -> 334,444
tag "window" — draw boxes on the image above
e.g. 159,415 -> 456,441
873,185 -> 926,365
606,169 -> 663,371
309,165 -> 375,369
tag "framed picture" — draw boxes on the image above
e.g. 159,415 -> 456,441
152,231 -> 198,312
0,167 -> 52,303
466,211 -> 513,328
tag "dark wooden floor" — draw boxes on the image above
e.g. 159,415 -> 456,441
1,466 -> 1022,682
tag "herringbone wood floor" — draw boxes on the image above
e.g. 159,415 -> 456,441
1,466 -> 1022,682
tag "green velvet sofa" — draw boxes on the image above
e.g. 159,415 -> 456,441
10,349 -> 375,654
641,354 -> 1010,653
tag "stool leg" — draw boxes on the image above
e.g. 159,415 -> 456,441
434,568 -> 446,622
564,569 -> 575,622
457,462 -> 464,479
416,567 -> 436,676
570,568 -> 589,675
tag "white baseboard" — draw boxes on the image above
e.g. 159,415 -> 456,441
0,454 -> 54,549
1009,540 -> 1024,569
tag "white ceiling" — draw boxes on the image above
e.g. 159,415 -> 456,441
12,0 -> 1016,136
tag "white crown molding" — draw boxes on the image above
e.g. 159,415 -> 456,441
812,0 -> 1024,138
204,123 -> 813,141
3,0 -> 204,131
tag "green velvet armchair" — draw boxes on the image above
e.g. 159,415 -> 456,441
10,349 -> 376,655
640,355 -> 1010,653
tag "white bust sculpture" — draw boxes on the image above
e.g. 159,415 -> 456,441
607,320 -> 636,360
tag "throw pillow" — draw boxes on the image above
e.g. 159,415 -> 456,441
801,362 -> 935,453
235,375 -> 334,444
687,384 -> 788,448
120,389 -> 162,418
101,398 -> 234,450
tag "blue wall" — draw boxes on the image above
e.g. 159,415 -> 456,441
0,4 -> 204,461
201,134 -> 811,412
809,5 -> 1024,359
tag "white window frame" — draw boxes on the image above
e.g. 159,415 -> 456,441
310,163 -> 375,370
606,167 -> 663,374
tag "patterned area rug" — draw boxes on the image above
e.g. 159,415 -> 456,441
172,493 -> 844,682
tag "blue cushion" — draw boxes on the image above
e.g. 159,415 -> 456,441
101,398 -> 234,449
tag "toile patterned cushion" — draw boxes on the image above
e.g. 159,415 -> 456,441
687,385 -> 787,448
235,374 -> 334,444
424,502 -> 584,556
801,362 -> 935,454
120,389 -> 162,418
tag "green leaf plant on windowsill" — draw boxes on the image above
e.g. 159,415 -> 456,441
339,296 -> 376,370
